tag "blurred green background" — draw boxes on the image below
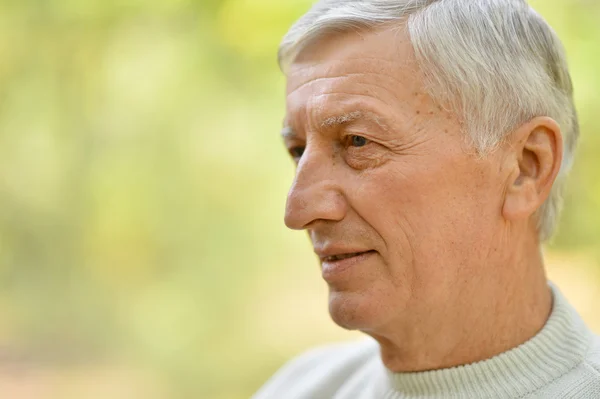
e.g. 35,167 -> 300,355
0,0 -> 598,398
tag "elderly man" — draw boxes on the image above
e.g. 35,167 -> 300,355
254,0 -> 600,398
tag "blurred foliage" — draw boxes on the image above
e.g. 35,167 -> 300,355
0,0 -> 598,398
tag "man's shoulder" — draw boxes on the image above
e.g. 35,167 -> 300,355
252,338 -> 379,399
528,332 -> 600,399
584,332 -> 600,376
569,333 -> 600,397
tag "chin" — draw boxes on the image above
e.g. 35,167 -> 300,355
328,290 -> 387,331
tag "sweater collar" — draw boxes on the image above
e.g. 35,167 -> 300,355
386,283 -> 594,397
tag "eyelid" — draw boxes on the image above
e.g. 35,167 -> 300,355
284,135 -> 305,148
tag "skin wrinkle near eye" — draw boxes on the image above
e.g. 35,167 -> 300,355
324,117 -> 387,171
281,107 -> 439,168
318,94 -> 450,146
346,147 -> 385,171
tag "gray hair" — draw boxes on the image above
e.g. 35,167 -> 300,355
279,0 -> 579,241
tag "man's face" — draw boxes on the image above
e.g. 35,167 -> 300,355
283,28 -> 510,333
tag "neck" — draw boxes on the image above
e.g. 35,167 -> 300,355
369,233 -> 552,373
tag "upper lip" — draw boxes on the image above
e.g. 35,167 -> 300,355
314,247 -> 372,262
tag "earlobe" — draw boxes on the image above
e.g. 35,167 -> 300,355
503,177 -> 538,221
501,117 -> 563,224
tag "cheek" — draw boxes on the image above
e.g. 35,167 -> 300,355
361,157 -> 498,227
352,162 -> 450,242
351,159 -> 501,277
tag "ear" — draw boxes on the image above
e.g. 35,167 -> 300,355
502,117 -> 563,225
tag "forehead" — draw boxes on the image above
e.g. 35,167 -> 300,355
292,25 -> 411,71
284,27 -> 430,127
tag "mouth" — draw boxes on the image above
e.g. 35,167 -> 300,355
322,251 -> 372,262
319,250 -> 377,280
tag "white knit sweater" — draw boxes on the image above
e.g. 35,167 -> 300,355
253,284 -> 600,398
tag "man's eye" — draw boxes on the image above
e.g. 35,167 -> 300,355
350,135 -> 369,147
289,146 -> 305,160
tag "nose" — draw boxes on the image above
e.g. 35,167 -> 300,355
284,146 -> 347,230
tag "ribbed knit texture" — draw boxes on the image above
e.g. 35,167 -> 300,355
253,283 -> 600,398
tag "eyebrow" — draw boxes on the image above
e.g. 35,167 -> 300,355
280,111 -> 386,139
320,110 -> 365,127
280,126 -> 297,139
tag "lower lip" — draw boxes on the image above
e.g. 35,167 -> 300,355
321,251 -> 376,280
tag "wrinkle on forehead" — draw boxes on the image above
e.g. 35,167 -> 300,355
287,60 -> 416,98
285,30 -> 425,116
287,24 -> 416,89
283,26 -> 461,142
